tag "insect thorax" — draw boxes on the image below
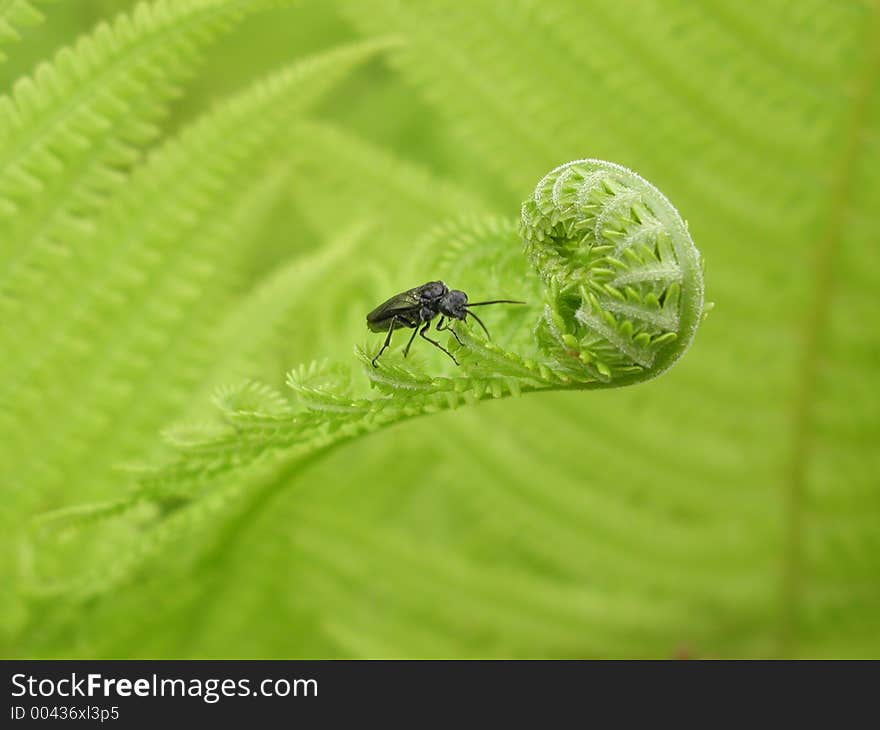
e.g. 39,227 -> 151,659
419,281 -> 448,301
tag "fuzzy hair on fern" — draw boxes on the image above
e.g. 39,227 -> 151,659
26,158 -> 705,597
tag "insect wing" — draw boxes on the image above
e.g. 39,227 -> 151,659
366,287 -> 423,330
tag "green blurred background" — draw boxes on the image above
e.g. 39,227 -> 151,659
1,0 -> 878,658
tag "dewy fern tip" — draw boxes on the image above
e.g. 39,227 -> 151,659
24,159 -> 706,597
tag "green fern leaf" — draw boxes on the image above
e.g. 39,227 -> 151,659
5,0 -> 879,661
0,0 -> 52,62
288,119 -> 485,246
0,1 -> 283,251
10,40 -> 393,596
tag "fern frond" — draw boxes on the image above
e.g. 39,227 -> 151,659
0,0 -> 279,260
2,40 -> 392,525
25,159 -> 706,596
340,0 -> 831,232
8,0 -> 878,661
0,0 -> 51,62
339,0 -> 576,195
288,119 -> 486,247
189,221 -> 374,402
286,505 -> 706,657
214,380 -> 294,420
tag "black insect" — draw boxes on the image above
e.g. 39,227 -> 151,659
366,280 -> 524,367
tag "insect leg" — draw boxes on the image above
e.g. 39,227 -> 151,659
436,316 -> 464,346
372,316 -> 400,367
419,322 -> 459,366
402,324 -> 420,357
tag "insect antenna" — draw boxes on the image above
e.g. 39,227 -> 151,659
463,298 -> 525,339
464,299 -> 526,307
465,309 -> 492,339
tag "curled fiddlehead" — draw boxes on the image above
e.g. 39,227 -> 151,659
365,158 -> 705,394
25,160 -> 706,596
519,158 -> 704,388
